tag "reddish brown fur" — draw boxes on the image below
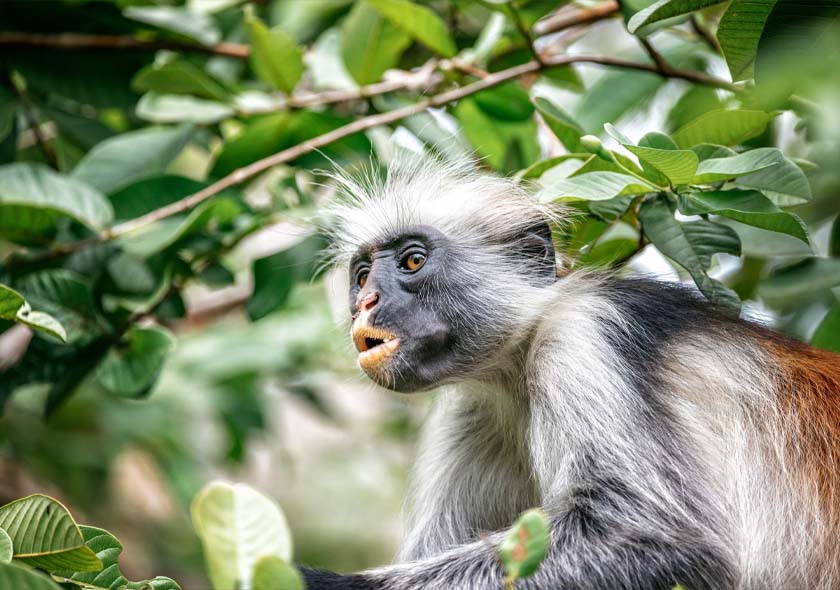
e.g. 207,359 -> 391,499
765,333 -> 840,535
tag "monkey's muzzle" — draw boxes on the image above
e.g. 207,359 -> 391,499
351,324 -> 401,372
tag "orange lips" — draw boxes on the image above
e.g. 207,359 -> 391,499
351,324 -> 400,371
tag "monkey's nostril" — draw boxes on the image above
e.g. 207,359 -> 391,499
360,291 -> 380,311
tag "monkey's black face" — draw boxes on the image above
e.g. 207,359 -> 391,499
348,226 -> 460,392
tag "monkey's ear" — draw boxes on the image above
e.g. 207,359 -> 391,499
519,221 -> 556,281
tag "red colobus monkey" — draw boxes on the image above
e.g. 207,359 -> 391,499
299,155 -> 840,590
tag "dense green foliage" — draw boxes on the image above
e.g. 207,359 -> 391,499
0,0 -> 839,586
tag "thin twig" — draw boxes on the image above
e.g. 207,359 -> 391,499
689,15 -> 722,54
2,71 -> 58,168
533,1 -> 621,37
0,32 -> 250,59
509,3 -> 543,65
22,54 -> 735,260
638,37 -> 671,75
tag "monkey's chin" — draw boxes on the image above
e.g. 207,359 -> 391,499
357,339 -> 401,375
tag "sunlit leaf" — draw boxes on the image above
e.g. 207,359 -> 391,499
192,481 -> 293,590
367,0 -> 457,57
678,190 -> 809,242
0,528 -> 12,564
692,147 -> 784,183
252,555 -> 304,590
136,93 -> 235,124
628,0 -> 725,33
0,495 -> 102,573
672,109 -> 774,148
124,6 -> 221,45
605,124 -> 698,185
341,1 -> 411,85
246,9 -> 304,93
539,171 -> 655,202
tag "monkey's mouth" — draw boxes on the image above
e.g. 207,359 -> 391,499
352,325 -> 401,371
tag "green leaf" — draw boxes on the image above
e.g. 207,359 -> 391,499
0,163 -> 113,244
367,0 -> 457,57
72,124 -> 193,195
606,124 -> 698,185
534,98 -> 584,152
732,154 -> 812,206
577,221 -> 641,267
124,6 -> 221,45
678,190 -> 809,242
474,82 -> 534,122
666,86 -> 724,132
96,325 -> 175,398
252,556 -> 304,590
192,481 -> 293,590
0,495 -> 102,573
0,284 -> 68,342
628,0 -> 725,33
691,144 -> 737,161
538,171 -> 655,202
454,99 -> 540,174
812,303 -> 840,353
53,526 -> 180,590
499,509 -> 550,581
110,175 -> 206,221
117,197 -> 241,257
517,155 -> 589,180
759,258 -> 840,301
15,270 -> 95,343
0,528 -> 12,564
136,93 -> 235,124
692,147 -> 784,183
672,109 -> 774,148
717,0 -> 778,80
575,70 -> 665,134
0,563 -> 62,590
639,197 -> 741,307
248,235 -> 326,321
341,1 -> 412,85
246,10 -> 304,94
132,60 -> 230,101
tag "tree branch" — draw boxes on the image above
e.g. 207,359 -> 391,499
25,54 -> 735,258
689,15 -> 722,54
0,32 -> 250,59
533,1 -> 621,37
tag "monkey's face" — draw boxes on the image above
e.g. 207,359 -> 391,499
348,225 -> 462,392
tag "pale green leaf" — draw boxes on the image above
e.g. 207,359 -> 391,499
499,509 -> 550,580
672,109 -> 774,148
0,495 -> 102,573
605,124 -> 698,185
52,526 -> 181,590
96,325 -> 175,398
717,0 -> 778,80
692,147 -> 783,183
16,308 -> 67,342
136,93 -> 235,124
0,563 -> 62,590
733,155 -> 812,206
125,6 -> 221,45
341,1 -> 412,85
246,11 -> 304,93
72,124 -> 193,195
192,481 -> 293,590
0,163 -> 113,243
628,0 -> 725,33
367,0 -> 457,56
677,190 -> 809,242
639,197 -> 741,307
0,529 -> 11,564
538,172 -> 656,202
252,556 -> 304,590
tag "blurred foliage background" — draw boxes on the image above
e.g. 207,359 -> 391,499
0,0 -> 838,587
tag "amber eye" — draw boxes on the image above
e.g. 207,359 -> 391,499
357,270 -> 369,288
401,251 -> 427,272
